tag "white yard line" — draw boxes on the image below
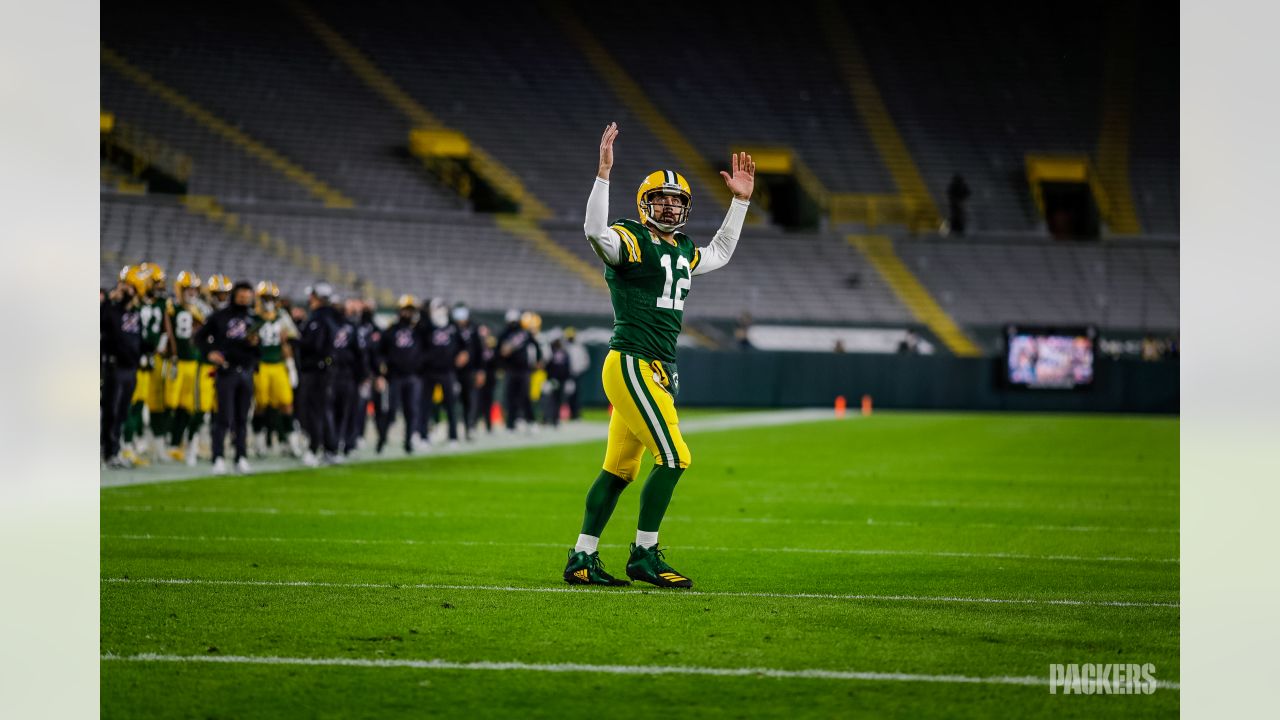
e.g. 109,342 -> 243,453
99,409 -> 838,488
102,505 -> 1179,535
98,653 -> 1180,691
100,577 -> 1180,609
101,533 -> 1179,564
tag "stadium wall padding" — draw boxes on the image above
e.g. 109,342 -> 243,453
579,347 -> 1179,414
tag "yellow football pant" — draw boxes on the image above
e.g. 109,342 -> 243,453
130,355 -> 167,412
600,350 -> 691,482
254,361 -> 294,409
165,359 -> 213,414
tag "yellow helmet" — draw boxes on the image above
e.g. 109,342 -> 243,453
144,263 -> 166,292
636,170 -> 692,232
256,280 -> 281,299
398,294 -> 420,310
520,311 -> 542,332
206,274 -> 232,294
173,270 -> 201,295
119,264 -> 148,297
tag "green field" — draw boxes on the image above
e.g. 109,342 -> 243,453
101,412 -> 1179,718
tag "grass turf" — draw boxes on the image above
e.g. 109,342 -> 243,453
101,411 -> 1179,718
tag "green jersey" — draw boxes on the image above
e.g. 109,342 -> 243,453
168,302 -> 205,361
138,297 -> 170,355
604,218 -> 703,364
256,312 -> 295,364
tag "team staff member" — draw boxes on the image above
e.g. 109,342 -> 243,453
101,266 -> 145,467
198,281 -> 261,475
418,298 -> 468,447
452,303 -> 484,440
355,299 -> 381,448
564,327 -> 590,420
332,297 -> 368,457
498,310 -> 540,431
477,325 -> 498,434
376,295 -> 424,454
297,283 -> 341,466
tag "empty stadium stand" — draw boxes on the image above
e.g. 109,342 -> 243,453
101,0 -> 1179,348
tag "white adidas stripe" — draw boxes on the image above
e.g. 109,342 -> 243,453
100,577 -> 1179,608
98,653 -> 1180,691
101,534 -> 1179,564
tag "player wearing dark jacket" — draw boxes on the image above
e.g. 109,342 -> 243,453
452,304 -> 485,440
332,300 -> 368,456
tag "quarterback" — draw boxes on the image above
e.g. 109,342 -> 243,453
563,122 -> 754,588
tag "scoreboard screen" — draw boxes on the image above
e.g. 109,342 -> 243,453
1005,326 -> 1096,389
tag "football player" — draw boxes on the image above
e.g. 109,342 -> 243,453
164,271 -> 213,465
251,281 -> 302,458
563,123 -> 753,588
123,263 -> 174,464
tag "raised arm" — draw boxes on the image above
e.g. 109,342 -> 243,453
693,151 -> 755,276
584,122 -> 624,265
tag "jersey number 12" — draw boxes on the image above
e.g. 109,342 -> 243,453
656,254 -> 691,311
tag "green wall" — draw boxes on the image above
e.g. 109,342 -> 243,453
579,348 -> 1178,414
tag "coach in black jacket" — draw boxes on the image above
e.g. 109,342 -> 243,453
297,283 -> 341,464
101,278 -> 143,465
198,281 -> 261,473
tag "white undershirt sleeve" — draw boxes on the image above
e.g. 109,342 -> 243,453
692,198 -> 750,276
584,177 -> 623,265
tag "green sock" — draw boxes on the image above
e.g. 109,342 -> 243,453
170,409 -> 189,446
151,410 -> 169,440
277,412 -> 294,443
188,411 -> 204,438
252,413 -> 266,435
580,470 -> 630,537
637,465 -> 685,533
124,402 -> 144,442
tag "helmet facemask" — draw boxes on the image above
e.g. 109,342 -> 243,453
642,187 -> 691,233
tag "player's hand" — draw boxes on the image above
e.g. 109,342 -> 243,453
720,151 -> 756,201
598,122 -> 618,180
207,351 -> 226,366
375,376 -> 387,393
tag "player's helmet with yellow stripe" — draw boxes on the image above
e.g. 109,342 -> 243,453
256,280 -> 281,300
206,274 -> 232,294
143,263 -> 166,294
520,311 -> 542,333
637,170 -> 692,233
398,294 -> 420,310
174,270 -> 201,293
119,264 -> 148,297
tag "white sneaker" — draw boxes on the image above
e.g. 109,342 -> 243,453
235,457 -> 252,474
212,457 -> 228,475
288,432 -> 304,458
254,432 -> 268,458
447,440 -> 459,450
301,451 -> 320,468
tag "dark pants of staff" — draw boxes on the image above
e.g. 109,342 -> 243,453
299,369 -> 336,455
101,363 -> 137,460
387,375 -> 422,452
477,372 -> 496,432
542,379 -> 566,427
456,369 -> 478,436
504,369 -> 532,430
212,366 -> 253,462
567,375 -> 583,420
332,369 -> 360,455
421,371 -> 460,441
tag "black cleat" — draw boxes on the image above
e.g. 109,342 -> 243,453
563,550 -> 631,586
625,543 -> 693,588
